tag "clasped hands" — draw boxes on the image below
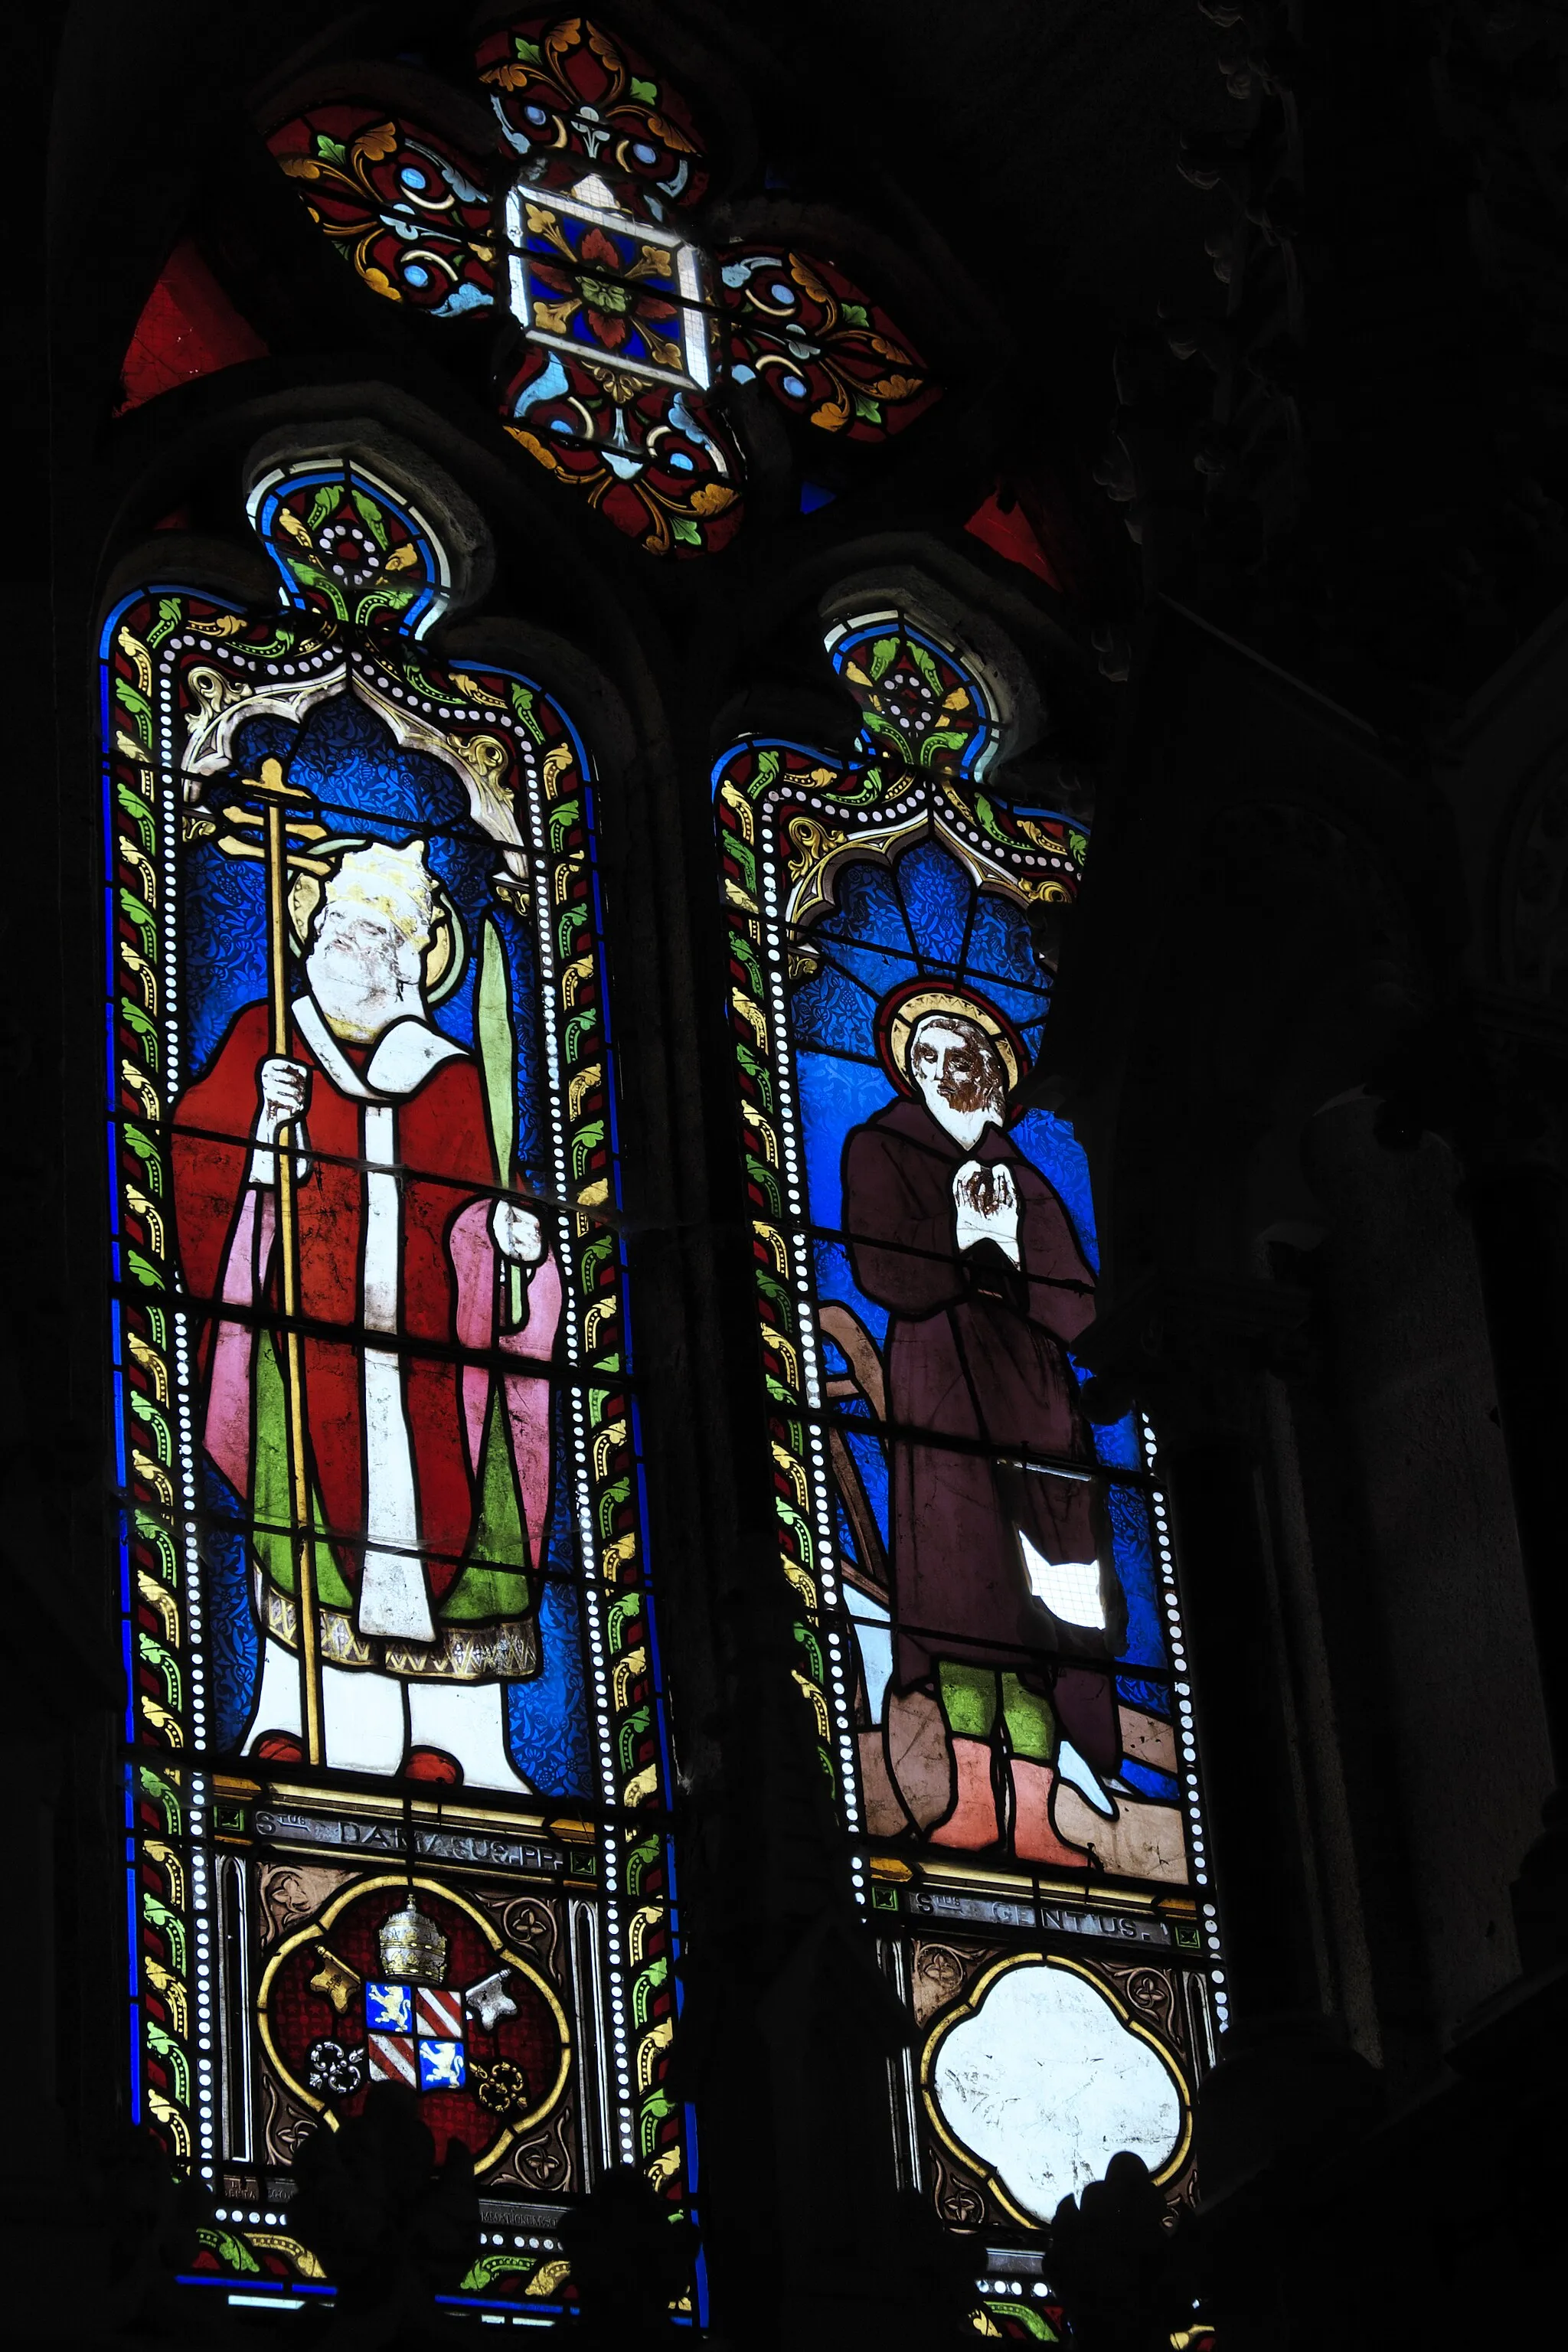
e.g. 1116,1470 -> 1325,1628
954,1158 -> 1021,1266
255,1057 -> 545,1266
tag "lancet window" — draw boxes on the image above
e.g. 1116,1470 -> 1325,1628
714,611 -> 1223,2272
106,450 -> 691,2313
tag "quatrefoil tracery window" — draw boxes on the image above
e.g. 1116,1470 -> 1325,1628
505,172 -> 717,395
268,14 -> 939,556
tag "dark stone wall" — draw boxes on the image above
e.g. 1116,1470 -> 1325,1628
1303,1103 -> 1546,2033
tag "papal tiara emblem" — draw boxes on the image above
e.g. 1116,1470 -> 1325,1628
378,1899 -> 448,1984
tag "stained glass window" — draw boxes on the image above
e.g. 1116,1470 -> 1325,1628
714,612 -> 1223,2256
261,15 -> 936,555
106,451 -> 693,2316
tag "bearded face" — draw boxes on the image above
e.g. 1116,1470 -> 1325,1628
910,1016 -> 1006,1126
306,904 -> 426,1042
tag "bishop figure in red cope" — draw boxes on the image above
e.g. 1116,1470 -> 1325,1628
172,836 -> 560,1789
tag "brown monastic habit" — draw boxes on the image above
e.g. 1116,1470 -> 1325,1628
842,1093 -> 1125,1768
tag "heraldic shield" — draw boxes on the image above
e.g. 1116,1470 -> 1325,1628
258,1880 -> 571,2173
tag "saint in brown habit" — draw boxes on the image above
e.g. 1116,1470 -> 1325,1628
841,1093 -> 1126,1772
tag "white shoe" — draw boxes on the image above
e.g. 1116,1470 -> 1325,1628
1054,1738 -> 1116,1818
241,1634 -> 303,1752
322,1663 -> 407,1775
407,1679 -> 534,1793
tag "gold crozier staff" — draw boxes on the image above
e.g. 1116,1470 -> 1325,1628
245,756 -> 328,1766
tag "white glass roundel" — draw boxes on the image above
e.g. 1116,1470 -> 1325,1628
929,1961 -> 1184,2221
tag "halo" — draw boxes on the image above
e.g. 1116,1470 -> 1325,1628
287,836 -> 467,1005
875,977 -> 1027,1100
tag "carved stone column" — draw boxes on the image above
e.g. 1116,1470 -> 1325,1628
1459,1008 -> 1568,1967
1077,1274 -> 1381,2198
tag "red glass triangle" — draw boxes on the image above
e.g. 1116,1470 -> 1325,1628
965,485 -> 1061,588
116,240 -> 268,416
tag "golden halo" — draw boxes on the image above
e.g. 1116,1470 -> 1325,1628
877,980 -> 1025,1099
288,836 -> 466,1005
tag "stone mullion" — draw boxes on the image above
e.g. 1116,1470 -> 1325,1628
1079,1276 -> 1319,2033
1464,1158 -> 1568,1790
1079,1272 -> 1383,2199
1458,1014 -> 1568,1966
1158,1427 -> 1321,2027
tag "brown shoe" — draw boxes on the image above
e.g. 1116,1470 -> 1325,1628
928,1734 -> 1000,1851
1011,1760 -> 1091,1868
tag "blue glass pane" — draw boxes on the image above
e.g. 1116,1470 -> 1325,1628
798,1047 -> 895,1233
808,935 -> 926,1008
894,839 -> 972,967
202,1455 -> 258,1753
968,891 -> 1038,990
799,846 -> 1050,1038
1011,1108 -> 1099,1270
286,691 -> 469,829
812,863 -> 915,956
792,956 -> 881,1056
1108,1482 -> 1165,1670
506,1390 -> 593,1797
835,1495 -> 861,1566
184,838 -> 269,1078
508,1573 -> 592,1798
814,1238 -> 889,1348
841,1428 -> 890,1548
1092,1410 -> 1143,1470
965,968 -> 1050,1034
